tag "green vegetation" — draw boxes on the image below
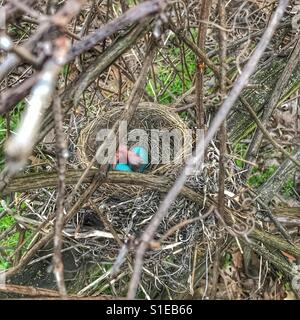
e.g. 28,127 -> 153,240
248,165 -> 278,188
0,101 -> 24,140
146,46 -> 196,104
233,143 -> 248,168
8,23 -> 32,40
233,143 -> 296,196
284,281 -> 292,292
0,101 -> 25,168
281,178 -> 295,198
0,213 -> 17,270
222,252 -> 232,268
0,202 -> 32,270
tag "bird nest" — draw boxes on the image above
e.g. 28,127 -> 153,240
77,102 -> 191,176
65,102 -> 229,297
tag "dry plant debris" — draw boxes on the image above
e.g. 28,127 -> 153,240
0,0 -> 300,300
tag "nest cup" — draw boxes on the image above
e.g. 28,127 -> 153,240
78,102 -> 191,175
75,103 -> 211,297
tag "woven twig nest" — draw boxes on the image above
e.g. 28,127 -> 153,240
77,102 -> 191,175
74,102 -> 222,297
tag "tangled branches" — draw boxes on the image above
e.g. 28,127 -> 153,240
0,0 -> 300,301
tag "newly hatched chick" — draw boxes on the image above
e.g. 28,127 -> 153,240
129,146 -> 148,173
113,144 -> 148,173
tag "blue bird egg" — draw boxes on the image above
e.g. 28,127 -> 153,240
114,163 -> 133,172
130,146 -> 149,173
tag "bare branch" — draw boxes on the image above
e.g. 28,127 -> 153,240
53,95 -> 68,297
0,37 -> 69,193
